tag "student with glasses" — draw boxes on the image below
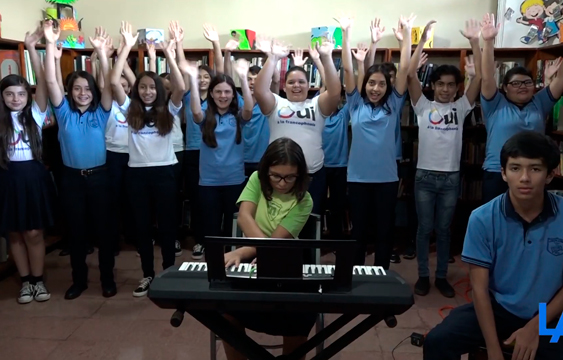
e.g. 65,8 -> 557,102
479,13 -> 563,203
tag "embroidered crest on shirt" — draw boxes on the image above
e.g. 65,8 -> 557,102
547,238 -> 563,256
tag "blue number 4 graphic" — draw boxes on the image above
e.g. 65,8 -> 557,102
539,303 -> 563,343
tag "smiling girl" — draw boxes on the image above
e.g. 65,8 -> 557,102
0,25 -> 56,304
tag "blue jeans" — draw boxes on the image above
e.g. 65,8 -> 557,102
414,169 -> 460,278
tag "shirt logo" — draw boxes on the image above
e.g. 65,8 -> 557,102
267,201 -> 282,220
278,106 -> 295,119
547,237 -> 563,256
429,108 -> 459,126
115,112 -> 127,124
278,106 -> 317,121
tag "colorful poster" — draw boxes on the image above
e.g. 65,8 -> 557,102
311,26 -> 343,49
496,0 -> 563,47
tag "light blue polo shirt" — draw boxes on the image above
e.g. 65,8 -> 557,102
395,112 -> 403,160
198,110 -> 247,186
462,191 -> 563,319
322,103 -> 350,167
53,97 -> 110,169
482,88 -> 556,172
242,102 -> 269,164
183,91 -> 207,151
347,88 -> 406,182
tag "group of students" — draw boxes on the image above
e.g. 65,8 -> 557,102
0,11 -> 562,360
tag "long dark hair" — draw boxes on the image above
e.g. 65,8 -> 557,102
202,74 -> 241,148
127,71 -> 173,135
0,75 -> 42,168
361,65 -> 393,114
258,137 -> 309,202
66,71 -> 101,112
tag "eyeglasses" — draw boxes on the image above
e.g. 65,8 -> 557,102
507,80 -> 534,88
269,173 -> 298,183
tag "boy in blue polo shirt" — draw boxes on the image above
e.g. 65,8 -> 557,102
423,131 -> 563,360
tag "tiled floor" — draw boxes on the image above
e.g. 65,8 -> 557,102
0,245 -> 472,360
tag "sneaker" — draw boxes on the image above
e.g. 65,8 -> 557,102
18,282 -> 35,304
414,277 -> 430,296
34,281 -> 51,302
435,278 -> 455,298
175,240 -> 183,257
133,277 -> 153,297
403,246 -> 416,260
192,244 -> 204,260
390,251 -> 401,264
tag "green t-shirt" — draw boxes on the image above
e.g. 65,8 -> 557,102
236,171 -> 313,238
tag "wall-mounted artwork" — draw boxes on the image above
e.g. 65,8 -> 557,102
311,26 -> 343,49
44,0 -> 85,49
230,29 -> 256,50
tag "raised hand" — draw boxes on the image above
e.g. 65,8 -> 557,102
43,20 -> 60,44
203,23 -> 219,43
225,36 -> 240,52
393,19 -> 404,42
255,35 -> 272,55
545,57 -> 562,80
89,26 -> 108,50
169,21 -> 184,43
460,18 -> 481,41
105,36 -> 115,58
334,13 -> 354,31
271,39 -> 290,59
481,13 -> 500,41
421,20 -> 436,43
234,58 -> 250,79
120,21 -> 139,48
291,48 -> 308,67
464,55 -> 476,77
160,39 -> 176,60
418,52 -> 428,69
25,25 -> 44,47
316,39 -> 335,56
178,58 -> 199,78
399,13 -> 417,30
308,44 -> 320,61
147,42 -> 156,59
352,43 -> 369,62
370,18 -> 385,43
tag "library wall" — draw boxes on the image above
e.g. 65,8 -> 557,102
2,0 -> 497,48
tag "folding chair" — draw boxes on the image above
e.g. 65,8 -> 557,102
210,213 -> 325,360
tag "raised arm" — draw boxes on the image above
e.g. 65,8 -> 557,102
110,21 -> 138,106
116,41 -> 136,87
352,43 -> 368,92
271,62 -> 281,94
407,20 -> 435,105
223,36 -> 239,78
24,25 -> 48,112
161,37 -> 185,107
337,16 -> 356,93
547,57 -> 563,99
308,46 -> 325,90
480,13 -> 500,100
147,42 -> 157,73
89,27 -> 113,111
178,60 -> 204,123
54,44 -> 65,95
233,59 -> 254,121
460,19 -> 482,105
96,36 -> 115,91
43,20 -> 63,107
366,17 -> 385,70
254,37 -> 287,115
316,39 -> 341,116
394,14 -> 416,95
203,24 -> 224,74
169,21 -> 190,93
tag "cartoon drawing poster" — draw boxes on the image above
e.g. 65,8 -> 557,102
496,0 -> 563,47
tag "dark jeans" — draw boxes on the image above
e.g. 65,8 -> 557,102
60,165 -> 115,287
173,151 -> 185,236
185,150 -> 203,245
324,167 -> 347,239
309,166 -> 327,215
424,296 -> 562,360
482,171 -> 507,204
128,166 -> 176,279
348,181 -> 399,269
199,184 -> 244,242
106,151 -> 134,246
414,169 -> 460,278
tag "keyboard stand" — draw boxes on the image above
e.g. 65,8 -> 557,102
189,309 -> 391,360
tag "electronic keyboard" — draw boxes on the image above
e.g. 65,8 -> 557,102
179,261 -> 388,278
148,261 -> 414,315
